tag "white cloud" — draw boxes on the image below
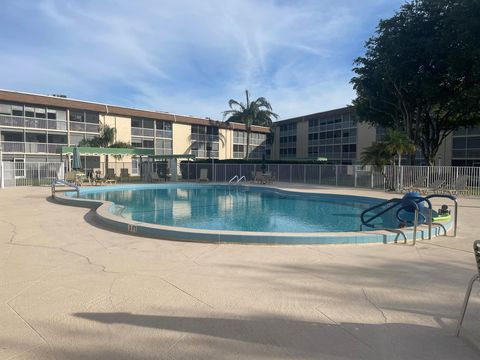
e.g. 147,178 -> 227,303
1,0 -> 403,118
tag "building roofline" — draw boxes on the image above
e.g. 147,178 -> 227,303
273,106 -> 354,126
0,89 -> 270,133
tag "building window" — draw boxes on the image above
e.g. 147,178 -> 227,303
70,110 -> 84,122
131,158 -> 140,175
452,126 -> 480,165
279,123 -> 297,158
307,112 -> 357,162
232,130 -> 266,159
85,112 -> 99,124
0,103 -> 11,115
191,125 -> 219,158
35,108 -> 46,118
12,105 -> 23,116
69,133 -> 85,146
130,117 -> 173,154
25,107 -> 35,118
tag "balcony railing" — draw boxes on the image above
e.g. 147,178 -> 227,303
156,129 -> 173,138
69,122 -> 99,133
0,114 -> 67,131
24,142 -> 48,153
85,123 -> 100,132
1,141 -> 66,154
1,141 -> 25,152
131,127 -> 155,137
131,127 -> 143,136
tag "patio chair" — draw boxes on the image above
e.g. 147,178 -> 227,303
263,171 -> 274,184
198,168 -> 209,182
120,168 -> 130,182
65,171 -> 76,184
445,176 -> 469,196
106,168 -> 115,180
81,171 -> 93,186
93,170 -> 106,186
254,171 -> 264,184
151,171 -> 163,183
417,179 -> 445,195
402,175 -> 427,193
74,172 -> 86,186
456,240 -> 480,336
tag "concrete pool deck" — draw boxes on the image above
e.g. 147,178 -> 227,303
0,184 -> 479,359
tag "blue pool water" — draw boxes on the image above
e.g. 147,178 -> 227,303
77,184 -> 399,233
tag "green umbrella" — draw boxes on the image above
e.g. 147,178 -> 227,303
72,146 -> 82,170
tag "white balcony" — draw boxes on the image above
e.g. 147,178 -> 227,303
0,114 -> 67,131
1,141 -> 65,154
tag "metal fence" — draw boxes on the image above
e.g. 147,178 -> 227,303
394,165 -> 480,196
180,163 -> 480,196
1,160 -> 480,196
1,162 -> 64,187
180,163 -> 387,189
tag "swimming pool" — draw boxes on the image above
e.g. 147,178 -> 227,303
58,184 -> 451,244
77,184 -> 395,232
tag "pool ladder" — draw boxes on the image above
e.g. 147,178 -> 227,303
228,175 -> 246,184
51,179 -> 80,198
360,194 -> 458,245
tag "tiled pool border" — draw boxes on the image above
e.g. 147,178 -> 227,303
54,183 -> 453,245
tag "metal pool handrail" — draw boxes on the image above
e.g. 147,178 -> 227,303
237,176 -> 246,183
51,179 -> 79,198
424,194 -> 458,237
228,175 -> 239,183
360,197 -> 430,244
361,198 -> 402,228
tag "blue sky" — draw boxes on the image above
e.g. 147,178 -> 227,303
0,0 -> 405,120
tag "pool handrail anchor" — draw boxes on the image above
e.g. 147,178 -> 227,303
360,196 -> 435,244
228,175 -> 247,184
456,240 -> 480,336
424,194 -> 458,237
51,179 -> 80,198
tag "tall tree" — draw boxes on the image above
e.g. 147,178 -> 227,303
223,90 -> 278,159
352,0 -> 480,165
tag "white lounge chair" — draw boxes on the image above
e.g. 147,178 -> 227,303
198,168 -> 209,182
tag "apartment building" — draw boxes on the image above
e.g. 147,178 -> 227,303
270,106 -> 478,166
0,89 -> 269,174
1,89 -> 476,170
270,107 -> 376,164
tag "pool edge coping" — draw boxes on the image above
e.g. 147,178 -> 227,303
53,183 -> 453,245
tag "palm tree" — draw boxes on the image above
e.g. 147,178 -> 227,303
79,124 -> 118,174
361,142 -> 394,190
98,124 -> 116,147
382,129 -> 416,168
382,129 -> 416,191
79,124 -> 117,147
223,90 -> 278,159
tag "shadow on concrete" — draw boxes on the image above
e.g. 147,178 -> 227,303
69,312 -> 480,359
